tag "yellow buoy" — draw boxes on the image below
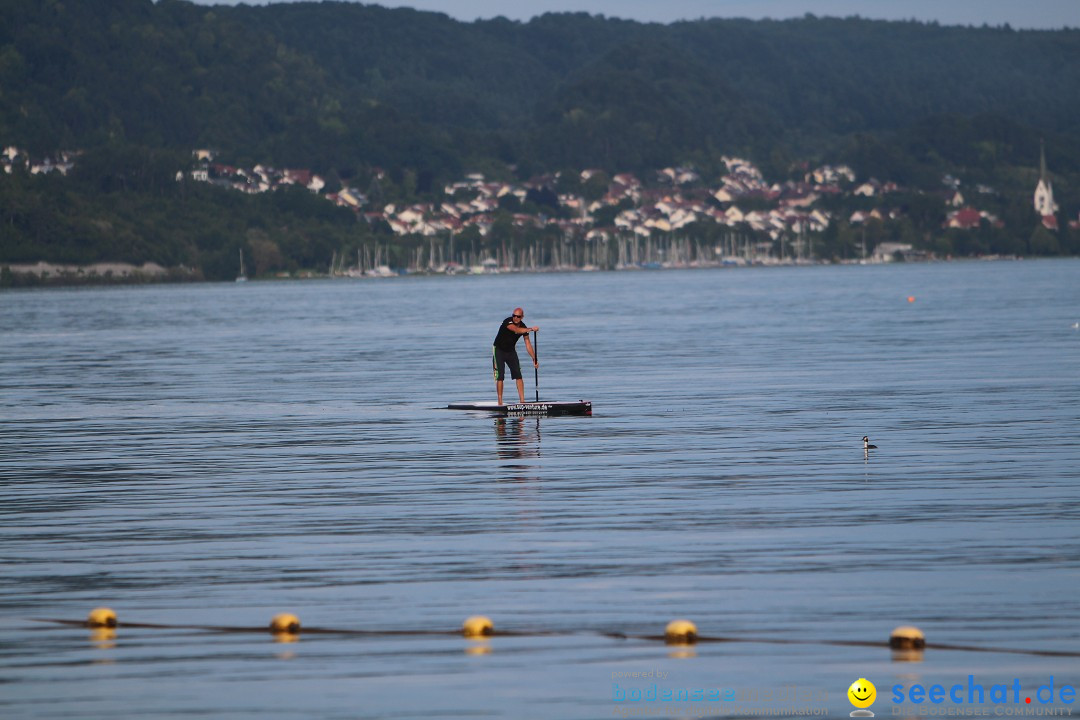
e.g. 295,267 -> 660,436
462,615 -> 494,638
889,625 -> 925,649
664,619 -> 698,645
269,613 -> 301,635
87,607 -> 117,628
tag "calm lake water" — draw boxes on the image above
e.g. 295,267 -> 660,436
2,260 -> 1079,719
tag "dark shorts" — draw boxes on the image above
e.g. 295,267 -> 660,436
492,346 -> 522,382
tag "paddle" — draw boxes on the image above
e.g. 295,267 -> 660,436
532,329 -> 539,402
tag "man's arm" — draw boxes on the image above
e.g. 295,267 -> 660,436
523,334 -> 538,367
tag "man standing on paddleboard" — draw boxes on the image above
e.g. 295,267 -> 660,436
493,307 -> 538,405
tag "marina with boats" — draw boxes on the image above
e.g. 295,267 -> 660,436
327,231 -> 914,278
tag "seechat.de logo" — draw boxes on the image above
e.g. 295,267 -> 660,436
849,678 -> 877,717
891,676 -> 1078,707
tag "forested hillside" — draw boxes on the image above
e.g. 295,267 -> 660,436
2,0 -> 1078,281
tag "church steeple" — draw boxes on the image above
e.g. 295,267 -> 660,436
1034,139 -> 1058,229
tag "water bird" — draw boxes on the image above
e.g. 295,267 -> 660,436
862,436 -> 877,450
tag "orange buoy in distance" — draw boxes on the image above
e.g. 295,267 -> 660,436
664,619 -> 698,645
889,625 -> 926,649
269,613 -> 301,635
87,607 -> 117,628
463,615 -> 494,638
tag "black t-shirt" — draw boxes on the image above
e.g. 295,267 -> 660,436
493,316 -> 526,351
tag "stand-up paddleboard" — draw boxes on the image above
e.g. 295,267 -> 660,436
447,400 -> 592,417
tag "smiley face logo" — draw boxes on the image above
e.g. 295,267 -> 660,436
848,678 -> 877,709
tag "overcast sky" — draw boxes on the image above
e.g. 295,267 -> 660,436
187,0 -> 1078,29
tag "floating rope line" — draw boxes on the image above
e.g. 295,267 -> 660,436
28,609 -> 1080,658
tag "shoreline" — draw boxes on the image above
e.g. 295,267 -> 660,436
0,254 -> 1046,288
1,261 -> 201,288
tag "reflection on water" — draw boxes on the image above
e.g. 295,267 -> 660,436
892,648 -> 926,663
88,627 -> 117,650
464,640 -> 493,656
494,416 -> 542,473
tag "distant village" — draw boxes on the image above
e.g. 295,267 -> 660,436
182,152 -> 964,266
182,146 -> 1072,274
3,143 -> 1074,278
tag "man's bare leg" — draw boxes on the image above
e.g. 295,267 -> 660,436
515,378 -> 526,403
496,379 -> 504,405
